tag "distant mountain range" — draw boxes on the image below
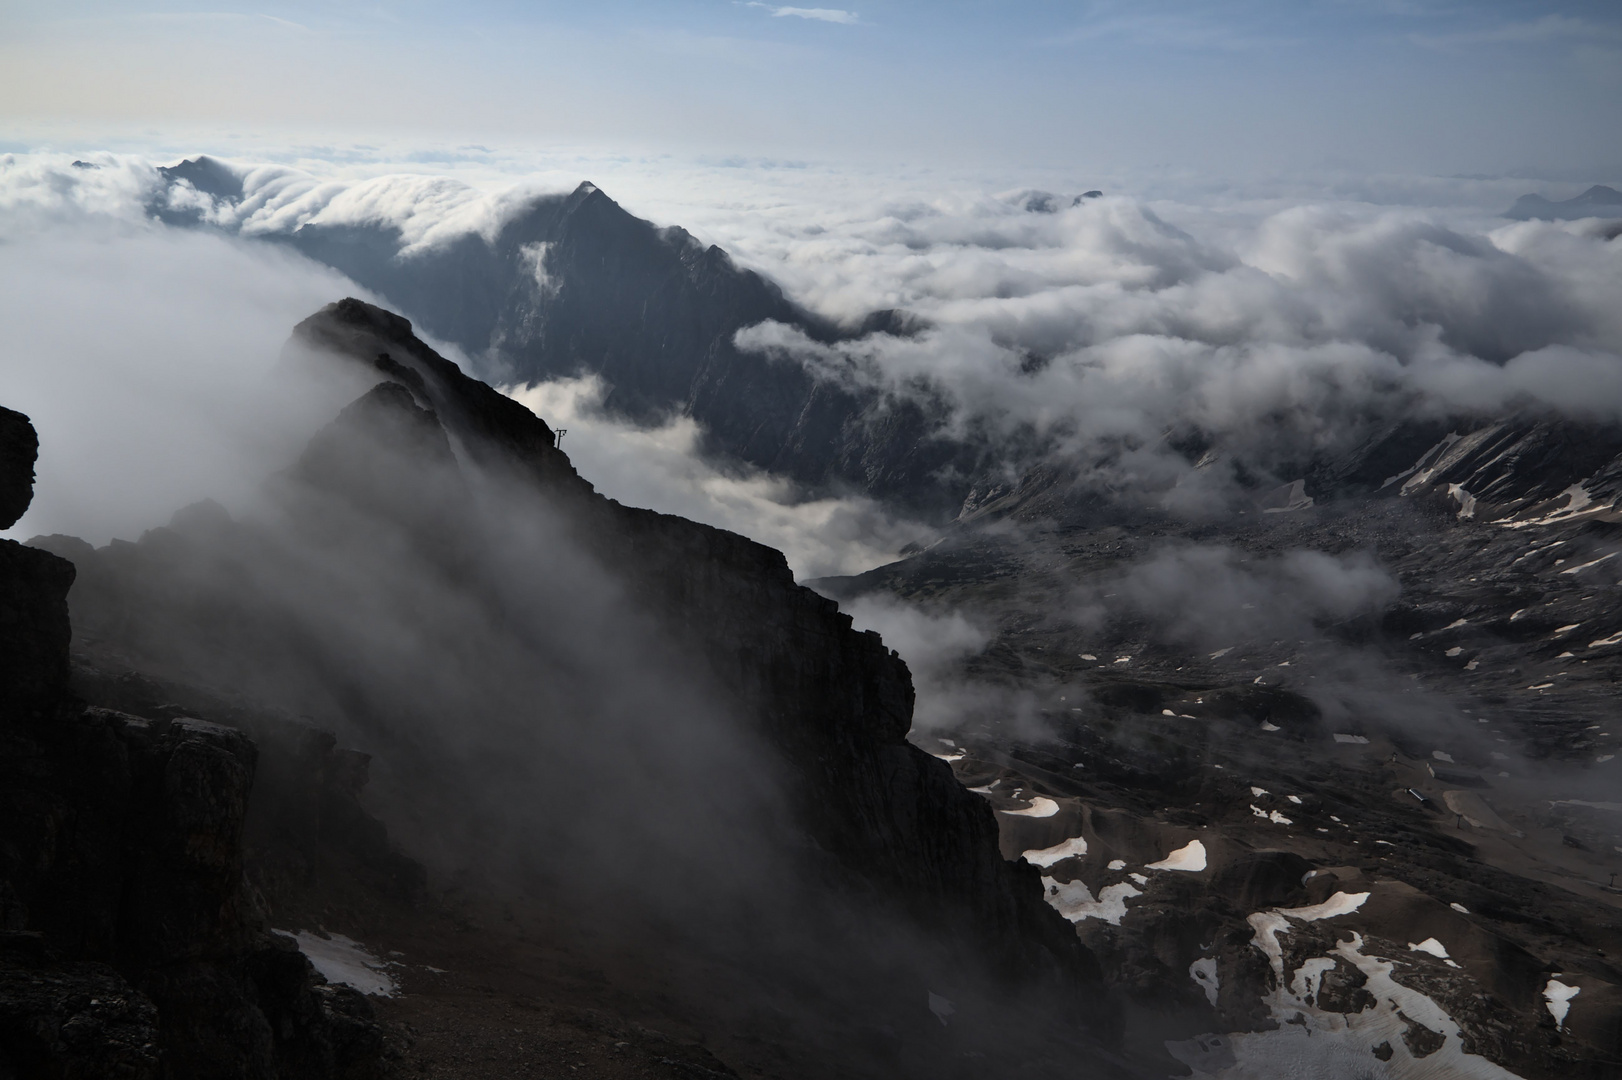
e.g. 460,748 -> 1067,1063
153,158 -> 993,521
1505,184 -> 1622,221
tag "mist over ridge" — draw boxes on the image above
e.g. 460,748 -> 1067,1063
7,140 -> 1622,1077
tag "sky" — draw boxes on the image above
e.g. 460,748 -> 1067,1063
3,0 -> 1621,179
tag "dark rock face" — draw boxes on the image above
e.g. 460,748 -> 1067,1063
285,299 -> 1094,983
0,409 -> 388,1079
0,406 -> 36,530
35,298 -> 1118,1072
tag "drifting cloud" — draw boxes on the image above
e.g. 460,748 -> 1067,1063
505,376 -> 932,578
1412,13 -> 1622,48
0,217 -> 370,545
746,3 -> 860,25
729,191 -> 1622,511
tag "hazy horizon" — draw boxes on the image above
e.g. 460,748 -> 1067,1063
4,0 -> 1621,180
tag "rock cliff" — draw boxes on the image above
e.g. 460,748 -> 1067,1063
19,299 -> 1122,1074
0,407 -> 389,1079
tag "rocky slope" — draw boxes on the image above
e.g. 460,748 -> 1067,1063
21,298 -> 1128,1077
814,416 -> 1622,1078
0,408 -> 391,1079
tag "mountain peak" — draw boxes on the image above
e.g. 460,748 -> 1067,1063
1505,183 -> 1622,220
156,155 -> 244,203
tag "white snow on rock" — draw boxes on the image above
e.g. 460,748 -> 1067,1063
1590,631 -> 1622,649
1333,733 -> 1369,745
1002,796 -> 1059,818
1174,905 -> 1527,1080
1545,979 -> 1581,1030
1432,750 -> 1455,763
1022,835 -> 1089,868
1039,876 -> 1142,925
273,930 -> 398,997
1446,484 -> 1477,519
1451,902 -> 1470,914
1147,840 -> 1208,872
927,991 -> 955,1027
1189,958 -> 1220,1008
1262,478 -> 1315,514
1107,859 -> 1126,871
1409,937 -> 1460,968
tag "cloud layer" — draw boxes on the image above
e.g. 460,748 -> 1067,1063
6,149 -> 1621,559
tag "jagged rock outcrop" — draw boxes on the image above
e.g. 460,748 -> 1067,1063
290,299 -> 1096,981
0,406 -> 36,531
0,408 -> 389,1079
34,299 -> 1118,1072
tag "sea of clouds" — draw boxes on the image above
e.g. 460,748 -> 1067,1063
3,145 -> 1619,571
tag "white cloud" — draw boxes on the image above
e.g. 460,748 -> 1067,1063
504,376 -> 931,579
746,3 -> 860,25
0,221 -> 371,546
1412,14 -> 1622,48
8,148 -> 1622,549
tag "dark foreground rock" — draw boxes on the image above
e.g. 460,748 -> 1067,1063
0,409 -> 389,1079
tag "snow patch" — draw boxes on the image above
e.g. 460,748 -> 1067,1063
1002,796 -> 1060,818
1022,835 -> 1088,868
1446,483 -> 1477,519
1545,979 -> 1581,1030
1189,958 -> 1220,1008
1040,877 -> 1141,925
273,930 -> 398,997
1409,937 -> 1460,968
1148,840 -> 1208,872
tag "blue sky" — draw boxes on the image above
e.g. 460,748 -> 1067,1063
3,1 -> 1620,177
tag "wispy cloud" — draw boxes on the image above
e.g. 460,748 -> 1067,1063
1050,11 -> 1293,52
1412,13 -> 1622,48
745,3 -> 860,25
129,11 -> 312,33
